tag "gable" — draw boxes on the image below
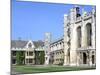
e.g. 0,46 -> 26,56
25,40 -> 35,48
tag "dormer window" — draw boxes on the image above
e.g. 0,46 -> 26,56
28,43 -> 32,48
26,40 -> 35,49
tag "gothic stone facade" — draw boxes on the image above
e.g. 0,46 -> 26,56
45,6 -> 96,66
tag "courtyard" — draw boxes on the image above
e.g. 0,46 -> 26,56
11,65 -> 96,74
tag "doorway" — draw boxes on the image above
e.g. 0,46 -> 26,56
92,55 -> 94,64
83,53 -> 87,64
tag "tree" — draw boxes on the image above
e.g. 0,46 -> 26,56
39,51 -> 45,64
16,51 -> 25,65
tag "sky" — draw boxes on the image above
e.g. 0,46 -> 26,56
12,0 -> 95,41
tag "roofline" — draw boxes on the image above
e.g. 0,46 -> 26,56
50,38 -> 63,45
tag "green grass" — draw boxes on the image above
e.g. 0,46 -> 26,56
11,65 -> 96,74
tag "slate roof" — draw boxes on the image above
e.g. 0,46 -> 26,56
50,37 -> 63,44
11,40 -> 44,48
33,41 -> 44,48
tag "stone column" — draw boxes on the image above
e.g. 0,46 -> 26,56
70,27 -> 78,66
87,51 -> 90,65
89,51 -> 92,66
92,7 -> 96,66
81,25 -> 88,47
79,52 -> 82,65
81,7 -> 88,47
69,7 -> 79,66
63,44 -> 69,65
77,51 -> 80,66
63,14 -> 69,65
92,6 -> 96,49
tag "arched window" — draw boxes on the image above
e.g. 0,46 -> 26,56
86,23 -> 92,46
77,26 -> 81,47
28,43 -> 32,48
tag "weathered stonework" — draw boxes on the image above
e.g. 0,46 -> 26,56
49,6 -> 96,66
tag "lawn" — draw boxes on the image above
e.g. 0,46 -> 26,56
11,65 -> 96,74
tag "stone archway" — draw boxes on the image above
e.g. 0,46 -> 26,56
83,52 -> 87,64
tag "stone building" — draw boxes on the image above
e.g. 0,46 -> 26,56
11,40 -> 45,65
63,6 -> 96,66
11,6 -> 96,66
47,6 -> 96,66
49,38 -> 64,65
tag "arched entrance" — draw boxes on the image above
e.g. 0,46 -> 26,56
86,23 -> 92,46
83,52 -> 87,64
